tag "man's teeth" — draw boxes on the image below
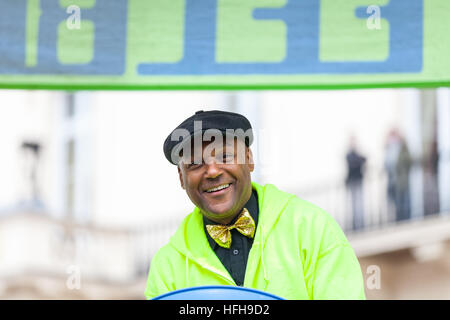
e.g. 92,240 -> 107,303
206,184 -> 230,193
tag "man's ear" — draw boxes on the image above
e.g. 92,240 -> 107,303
177,165 -> 186,189
246,147 -> 255,172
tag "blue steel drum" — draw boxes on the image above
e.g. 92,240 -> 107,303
153,285 -> 283,300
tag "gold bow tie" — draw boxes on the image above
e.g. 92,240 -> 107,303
206,208 -> 256,249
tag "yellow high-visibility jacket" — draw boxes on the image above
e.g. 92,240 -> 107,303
145,182 -> 366,300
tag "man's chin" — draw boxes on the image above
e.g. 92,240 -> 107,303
202,205 -> 237,222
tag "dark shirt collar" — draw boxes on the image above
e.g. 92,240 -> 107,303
203,189 -> 259,250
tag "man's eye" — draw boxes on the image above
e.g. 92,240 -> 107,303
187,163 -> 202,169
221,153 -> 234,162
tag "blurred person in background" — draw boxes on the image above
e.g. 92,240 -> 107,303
384,129 -> 412,222
345,135 -> 367,231
145,110 -> 365,300
19,141 -> 44,209
423,138 -> 440,216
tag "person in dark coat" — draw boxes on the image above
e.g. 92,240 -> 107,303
345,136 -> 367,231
384,129 -> 411,222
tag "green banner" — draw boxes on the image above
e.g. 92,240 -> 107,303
0,0 -> 449,90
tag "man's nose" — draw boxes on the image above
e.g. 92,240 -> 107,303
205,160 -> 222,179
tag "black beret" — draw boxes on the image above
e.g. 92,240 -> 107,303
163,110 -> 254,165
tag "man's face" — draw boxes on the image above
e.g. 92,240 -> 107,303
177,138 -> 254,224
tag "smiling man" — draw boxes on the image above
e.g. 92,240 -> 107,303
145,110 -> 366,300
